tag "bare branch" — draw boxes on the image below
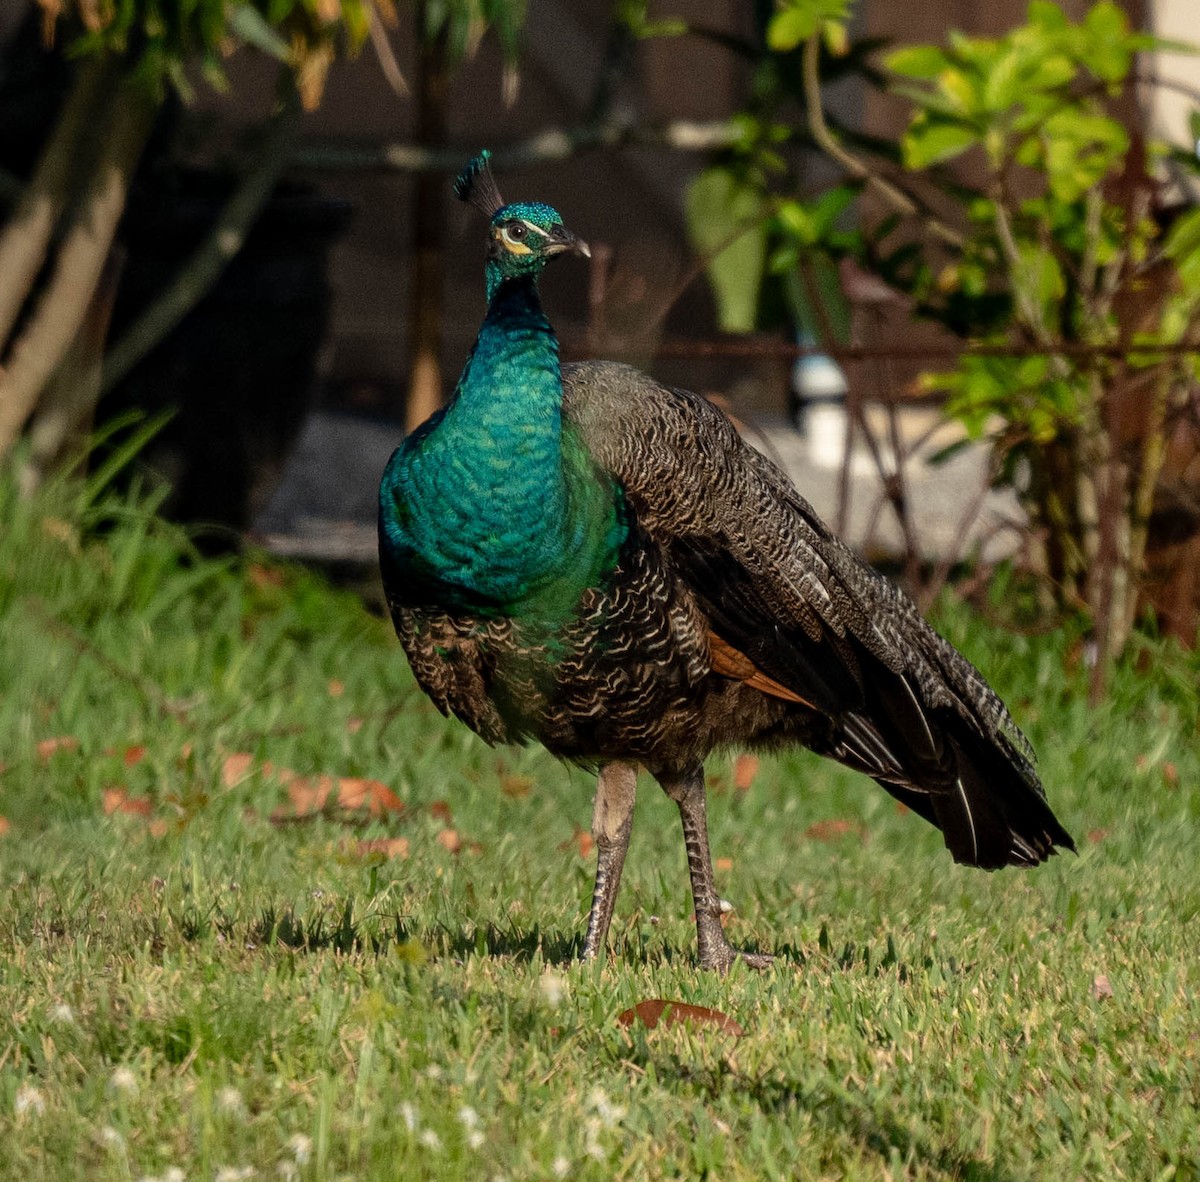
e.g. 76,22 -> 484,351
292,118 -> 743,173
800,34 -> 965,250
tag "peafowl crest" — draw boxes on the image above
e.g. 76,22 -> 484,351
378,152 -> 1074,972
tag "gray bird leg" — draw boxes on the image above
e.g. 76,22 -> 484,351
581,761 -> 637,961
658,763 -> 773,972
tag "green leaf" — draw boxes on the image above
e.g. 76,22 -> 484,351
1027,1 -> 1069,32
684,168 -> 768,334
901,119 -> 978,168
228,3 -> 291,61
885,45 -> 949,78
767,7 -> 818,53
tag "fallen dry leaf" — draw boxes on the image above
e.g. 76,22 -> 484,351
715,857 -> 733,872
148,819 -> 170,839
618,999 -> 744,1038
500,774 -> 534,799
103,787 -> 153,817
248,563 -> 285,590
733,753 -> 759,792
222,752 -> 257,787
1091,974 -> 1114,1000
327,678 -> 345,698
37,736 -> 79,761
346,717 -> 364,735
805,818 -> 863,843
270,774 -> 404,822
338,777 -> 405,816
557,825 -> 594,858
1163,762 -> 1179,788
0,817 -> 9,836
356,837 -> 410,859
436,828 -> 461,854
1086,828 -> 1110,844
430,800 -> 453,824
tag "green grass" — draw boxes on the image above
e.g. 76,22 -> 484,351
1,465 -> 1199,1181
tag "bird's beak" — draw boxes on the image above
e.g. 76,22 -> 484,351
545,226 -> 591,259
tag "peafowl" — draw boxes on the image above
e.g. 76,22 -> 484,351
378,152 -> 1074,971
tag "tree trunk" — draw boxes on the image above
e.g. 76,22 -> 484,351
0,65 -> 156,458
0,55 -> 119,347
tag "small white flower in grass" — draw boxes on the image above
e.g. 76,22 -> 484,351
275,1163 -> 297,1182
587,1087 -> 625,1128
539,970 -> 566,1008
551,1155 -> 570,1178
50,1003 -> 75,1024
418,1128 -> 442,1151
14,1083 -> 45,1118
458,1106 -> 486,1149
109,1066 -> 138,1095
287,1134 -> 313,1165
424,1063 -> 443,1081
215,1167 -> 255,1182
99,1126 -> 125,1149
162,1170 -> 186,1182
216,1086 -> 247,1118
399,1101 -> 418,1132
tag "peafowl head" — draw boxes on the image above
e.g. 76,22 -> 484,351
455,151 -> 589,299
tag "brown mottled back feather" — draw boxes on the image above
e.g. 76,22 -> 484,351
560,360 -> 1074,868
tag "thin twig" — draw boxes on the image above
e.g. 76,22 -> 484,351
801,34 -> 964,250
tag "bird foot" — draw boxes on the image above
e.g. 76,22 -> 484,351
697,935 -> 774,973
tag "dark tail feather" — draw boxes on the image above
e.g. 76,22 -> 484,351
926,733 -> 1075,869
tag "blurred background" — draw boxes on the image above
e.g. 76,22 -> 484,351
1,0 -> 1198,688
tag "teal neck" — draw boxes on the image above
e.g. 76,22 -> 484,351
380,273 -> 624,620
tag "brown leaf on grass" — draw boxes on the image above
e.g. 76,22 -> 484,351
0,817 -> 9,836
500,774 -> 534,799
436,828 -> 461,854
271,774 -> 405,822
1091,974 -> 1114,1000
346,717 -> 364,735
37,736 -> 79,761
327,678 -> 345,698
338,777 -> 405,816
102,787 -> 153,816
1162,761 -> 1179,788
805,818 -> 863,843
1087,828 -> 1111,845
617,999 -> 744,1038
715,857 -> 733,872
557,825 -> 594,857
733,753 -> 759,792
123,745 -> 147,767
222,752 -> 257,787
430,800 -> 453,824
248,563 -> 285,590
356,837 -> 410,860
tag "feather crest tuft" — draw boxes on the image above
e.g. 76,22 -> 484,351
454,150 -> 506,218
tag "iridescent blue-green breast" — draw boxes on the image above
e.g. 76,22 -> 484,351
378,274 -> 627,626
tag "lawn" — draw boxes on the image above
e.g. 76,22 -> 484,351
1,465 -> 1198,1181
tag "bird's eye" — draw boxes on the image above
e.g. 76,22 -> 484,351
507,222 -> 527,240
